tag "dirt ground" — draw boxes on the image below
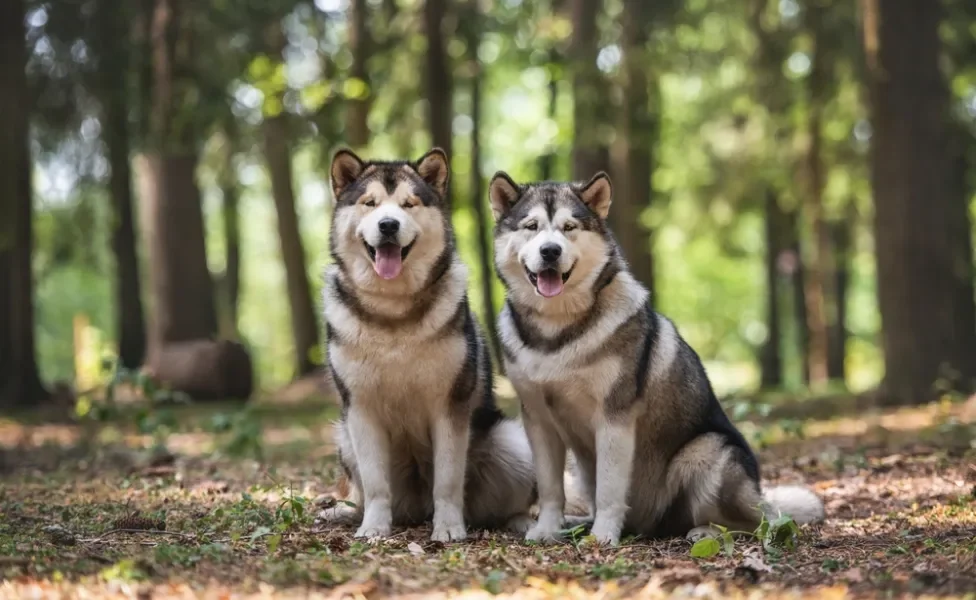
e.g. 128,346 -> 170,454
0,391 -> 974,599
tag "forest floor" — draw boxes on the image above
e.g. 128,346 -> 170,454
1,382 -> 975,599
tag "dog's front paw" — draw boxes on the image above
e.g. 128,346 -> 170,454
525,524 -> 562,544
589,519 -> 621,546
354,523 -> 392,539
686,526 -> 720,543
431,519 -> 467,542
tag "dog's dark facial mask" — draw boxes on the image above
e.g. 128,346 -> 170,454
490,172 -> 613,302
330,149 -> 450,283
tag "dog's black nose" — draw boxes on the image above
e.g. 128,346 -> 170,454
378,218 -> 400,236
540,243 -> 562,263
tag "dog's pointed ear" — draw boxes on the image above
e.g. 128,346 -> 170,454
579,172 -> 612,219
415,148 -> 450,198
331,149 -> 365,198
489,171 -> 520,220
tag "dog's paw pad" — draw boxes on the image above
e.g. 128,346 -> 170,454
505,514 -> 536,534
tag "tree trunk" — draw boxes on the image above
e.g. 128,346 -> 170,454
423,0 -> 454,203
263,115 -> 321,378
138,155 -> 218,346
463,0 -> 500,365
346,0 -> 372,148
800,0 -> 836,388
570,0 -> 611,181
0,0 -> 47,407
140,0 -> 251,399
861,0 -> 976,403
826,215 -> 851,383
760,189 -> 784,389
104,87 -> 148,371
785,208 -> 811,385
538,0 -> 565,181
219,125 -> 241,335
614,0 -> 656,295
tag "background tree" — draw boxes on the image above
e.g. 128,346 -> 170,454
0,0 -> 47,407
861,0 -> 976,403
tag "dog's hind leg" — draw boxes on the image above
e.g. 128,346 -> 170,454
320,421 -> 364,525
659,434 -> 764,542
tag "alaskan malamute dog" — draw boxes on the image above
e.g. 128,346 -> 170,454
319,148 -> 536,541
489,171 -> 824,545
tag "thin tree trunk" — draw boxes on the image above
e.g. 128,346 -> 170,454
423,0 -> 453,203
826,215 -> 851,383
570,0 -> 611,180
785,208 -> 811,385
861,0 -> 976,403
615,0 -> 656,295
463,0 -> 500,365
346,0 -> 372,148
0,0 -> 47,407
538,0 -> 565,181
263,115 -> 320,377
219,125 -> 241,334
91,0 -> 148,370
761,189 -> 784,389
800,0 -> 835,387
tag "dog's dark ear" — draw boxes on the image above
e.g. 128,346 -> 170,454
489,172 -> 520,220
579,172 -> 612,219
415,148 -> 450,198
331,149 -> 365,198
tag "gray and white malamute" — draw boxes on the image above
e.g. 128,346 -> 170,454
318,149 -> 536,542
489,171 -> 824,545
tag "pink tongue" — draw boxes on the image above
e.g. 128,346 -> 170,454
536,269 -> 564,297
374,244 -> 403,279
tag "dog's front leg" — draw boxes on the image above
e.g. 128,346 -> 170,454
590,415 -> 636,546
431,414 -> 470,542
346,407 -> 393,539
522,399 -> 567,543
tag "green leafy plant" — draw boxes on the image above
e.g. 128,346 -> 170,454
689,514 -> 801,559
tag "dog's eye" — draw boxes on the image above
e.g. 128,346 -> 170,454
401,202 -> 413,209
524,221 -> 538,231
564,222 -> 577,232
364,199 -> 376,208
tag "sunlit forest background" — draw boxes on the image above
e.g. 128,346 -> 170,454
3,0 -> 976,407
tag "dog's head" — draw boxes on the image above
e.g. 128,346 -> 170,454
329,148 -> 451,289
490,171 -> 614,304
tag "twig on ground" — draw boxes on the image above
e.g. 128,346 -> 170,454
79,529 -> 198,543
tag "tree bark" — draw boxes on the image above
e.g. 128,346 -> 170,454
463,0 -> 500,365
801,0 -> 836,387
861,0 -> 976,403
423,0 -> 454,203
826,216 -> 851,383
0,0 -> 47,407
219,124 -> 241,335
138,154 -> 218,347
263,115 -> 321,377
760,189 -> 784,389
786,208 -> 811,385
570,0 -> 611,180
346,0 -> 372,148
614,0 -> 656,295
538,0 -> 566,181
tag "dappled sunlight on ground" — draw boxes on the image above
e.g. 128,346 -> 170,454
0,396 -> 973,598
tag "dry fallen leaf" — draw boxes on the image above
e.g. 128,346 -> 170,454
407,542 -> 425,556
840,567 -> 863,583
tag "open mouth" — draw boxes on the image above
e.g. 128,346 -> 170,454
364,239 -> 415,280
523,262 -> 574,298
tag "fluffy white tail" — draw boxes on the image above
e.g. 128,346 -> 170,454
762,485 -> 825,525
